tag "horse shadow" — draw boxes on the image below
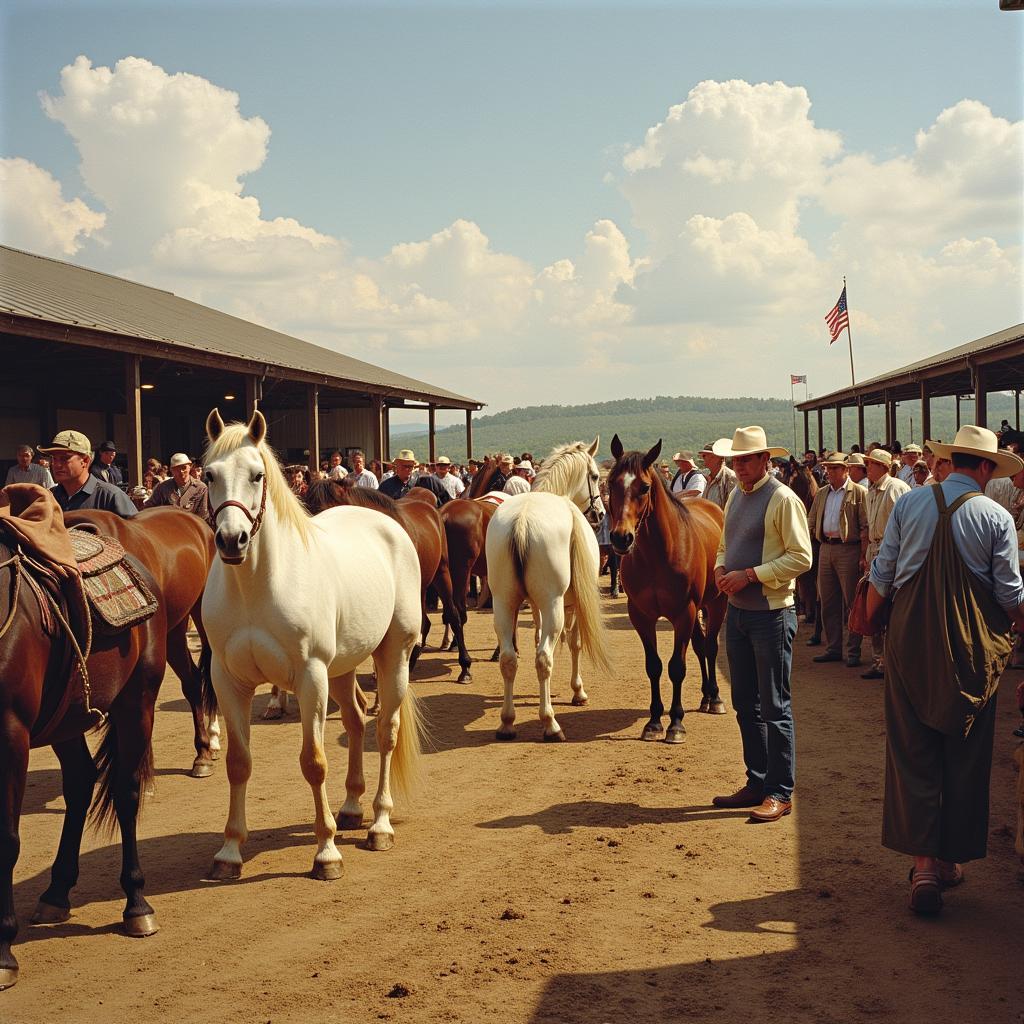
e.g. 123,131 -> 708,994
477,800 -> 751,836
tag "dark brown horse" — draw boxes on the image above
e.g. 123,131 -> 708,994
438,496 -> 499,651
788,465 -> 821,640
0,490 -> 215,990
65,507 -> 218,777
304,480 -> 472,682
608,436 -> 728,743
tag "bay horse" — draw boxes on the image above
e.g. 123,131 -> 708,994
304,479 -> 473,683
201,409 -> 422,880
0,486 -> 213,990
789,465 -> 821,640
608,436 -> 727,743
65,507 -> 218,776
485,439 -> 610,741
438,496 -> 498,649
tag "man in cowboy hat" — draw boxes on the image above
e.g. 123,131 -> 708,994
90,439 -> 123,485
846,452 -> 868,488
896,443 -> 923,485
433,455 -> 465,499
867,425 -> 1024,914
806,452 -> 869,668
700,441 -> 736,510
380,448 -> 450,505
711,426 -> 812,823
490,453 -> 515,493
39,429 -> 137,517
670,450 -> 706,498
860,448 -> 911,681
145,453 -> 212,525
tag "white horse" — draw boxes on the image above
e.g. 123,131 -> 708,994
485,439 -> 611,741
201,409 -> 422,880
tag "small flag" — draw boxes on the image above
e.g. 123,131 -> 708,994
790,374 -> 806,385
825,287 -> 849,344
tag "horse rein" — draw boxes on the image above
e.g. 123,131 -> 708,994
583,474 -> 604,527
212,475 -> 268,537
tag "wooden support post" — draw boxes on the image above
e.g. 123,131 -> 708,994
465,409 -> 474,462
428,404 -> 437,463
245,375 -> 262,419
306,383 -> 320,478
835,406 -> 843,453
383,404 -> 391,462
1016,389 -> 1021,431
956,395 -> 961,431
885,395 -> 895,445
920,381 -> 931,444
372,395 -> 384,465
857,400 -> 865,450
974,364 -> 987,428
816,408 -> 824,452
124,353 -> 143,487
803,410 -> 809,454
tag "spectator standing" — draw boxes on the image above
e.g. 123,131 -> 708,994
40,429 -> 137,517
5,444 -> 54,488
670,450 -> 707,498
868,426 -> 1024,914
711,427 -> 812,822
90,440 -> 123,485
860,448 -> 911,680
911,460 -> 933,488
348,450 -> 379,489
807,453 -> 868,668
327,450 -> 349,481
490,454 -> 514,492
699,441 -> 737,510
847,453 -> 869,488
897,444 -> 922,484
434,456 -> 465,499
145,453 -> 212,524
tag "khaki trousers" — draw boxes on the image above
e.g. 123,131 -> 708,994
817,541 -> 862,659
866,540 -> 885,670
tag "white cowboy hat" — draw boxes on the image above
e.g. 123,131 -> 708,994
394,449 -> 417,463
925,425 -> 1023,479
863,448 -> 893,469
846,453 -> 866,467
169,452 -> 191,468
712,426 -> 789,460
820,452 -> 848,467
436,455 -> 451,465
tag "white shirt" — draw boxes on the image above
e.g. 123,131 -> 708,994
328,465 -> 349,480
822,478 -> 850,536
503,475 -> 531,495
349,469 -> 378,489
672,468 -> 706,496
435,472 -> 465,499
985,475 -> 1017,513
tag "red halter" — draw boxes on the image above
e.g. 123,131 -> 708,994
212,475 -> 268,538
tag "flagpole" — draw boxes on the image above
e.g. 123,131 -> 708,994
844,275 -> 856,387
791,378 -> 797,452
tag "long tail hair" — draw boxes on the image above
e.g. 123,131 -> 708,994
568,506 -> 611,673
388,687 -> 423,801
89,720 -> 155,835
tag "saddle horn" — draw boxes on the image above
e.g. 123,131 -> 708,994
206,408 -> 225,442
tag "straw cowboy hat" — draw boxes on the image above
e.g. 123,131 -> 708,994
863,448 -> 893,469
394,449 -> 417,463
925,425 -> 1023,479
820,452 -> 849,467
846,452 -> 867,467
699,441 -> 724,456
712,426 -> 789,460
436,455 -> 451,465
903,443 -> 923,455
38,429 -> 92,457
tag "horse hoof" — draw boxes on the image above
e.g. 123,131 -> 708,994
543,730 -> 566,743
457,671 -> 473,684
310,860 -> 344,881
31,901 -> 70,925
208,859 -> 242,881
489,652 -> 500,663
190,759 -> 214,779
571,694 -> 588,707
708,700 -> 727,715
261,707 -> 283,721
698,699 -> 711,713
336,812 -> 364,830
495,729 -> 517,741
123,913 -> 159,937
664,727 -> 687,745
640,726 -> 664,742
365,831 -> 394,852
0,966 -> 18,991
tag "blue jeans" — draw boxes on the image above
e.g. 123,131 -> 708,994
725,604 -> 797,801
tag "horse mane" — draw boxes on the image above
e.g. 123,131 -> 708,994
789,464 -> 818,511
468,461 -> 499,498
533,442 -> 594,496
204,423 -> 313,542
613,450 -> 691,525
305,479 -> 404,522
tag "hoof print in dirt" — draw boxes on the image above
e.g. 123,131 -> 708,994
500,907 -> 525,921
386,983 -> 412,998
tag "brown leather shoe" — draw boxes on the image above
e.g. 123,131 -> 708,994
749,796 -> 793,822
711,784 -> 764,808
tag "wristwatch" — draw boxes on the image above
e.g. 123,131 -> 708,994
745,567 -> 757,584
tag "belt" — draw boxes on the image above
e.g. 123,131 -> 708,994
821,537 -> 856,545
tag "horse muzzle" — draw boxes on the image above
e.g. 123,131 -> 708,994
215,527 -> 250,564
610,530 -> 634,556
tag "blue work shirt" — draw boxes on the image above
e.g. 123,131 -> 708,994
869,472 -> 1023,611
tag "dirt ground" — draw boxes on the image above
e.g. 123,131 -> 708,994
5,592 -> 1023,1023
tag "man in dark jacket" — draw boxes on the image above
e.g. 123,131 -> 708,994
90,440 -> 123,485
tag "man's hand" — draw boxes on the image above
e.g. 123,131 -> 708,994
717,570 -> 751,595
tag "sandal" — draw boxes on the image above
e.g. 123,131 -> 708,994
908,867 -> 943,915
937,862 -> 964,888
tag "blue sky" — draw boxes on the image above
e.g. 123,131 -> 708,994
1,1 -> 1021,419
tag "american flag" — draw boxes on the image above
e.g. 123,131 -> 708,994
790,374 -> 806,385
825,287 -> 849,344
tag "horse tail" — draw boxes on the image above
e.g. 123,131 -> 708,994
199,644 -> 217,717
568,507 -> 611,674
389,686 -> 424,801
89,719 -> 155,836
510,504 -> 530,586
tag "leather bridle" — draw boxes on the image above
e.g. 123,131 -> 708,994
212,475 -> 268,539
582,472 -> 604,528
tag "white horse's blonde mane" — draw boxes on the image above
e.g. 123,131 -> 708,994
533,442 -> 594,496
204,423 -> 313,542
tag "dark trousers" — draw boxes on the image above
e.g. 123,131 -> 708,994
725,604 -> 797,801
883,678 -> 998,863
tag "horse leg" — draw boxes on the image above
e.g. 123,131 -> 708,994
534,597 -> 566,742
330,671 -> 366,831
692,615 -> 711,712
420,601 -> 431,652
0,714 -> 29,990
564,607 -> 588,706
702,596 -> 728,715
167,619 -> 214,778
665,609 -> 698,744
209,672 -> 254,880
493,595 -> 521,740
628,604 -> 664,741
32,737 -> 97,924
297,666 -> 343,880
434,565 -> 472,683
208,711 -> 221,756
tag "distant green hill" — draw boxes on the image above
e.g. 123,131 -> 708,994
392,393 -> 1017,463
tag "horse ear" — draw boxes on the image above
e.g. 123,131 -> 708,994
587,436 -> 600,458
642,439 -> 663,470
247,409 -> 267,445
206,408 -> 225,442
610,434 -> 624,460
